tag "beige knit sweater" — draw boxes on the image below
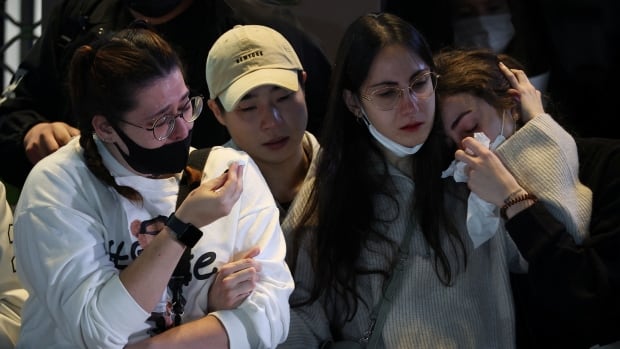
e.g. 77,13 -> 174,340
495,113 -> 592,243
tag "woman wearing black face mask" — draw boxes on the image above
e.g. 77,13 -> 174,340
0,0 -> 333,193
12,26 -> 293,348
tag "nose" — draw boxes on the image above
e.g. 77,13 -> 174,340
398,88 -> 420,113
168,114 -> 192,141
260,106 -> 283,129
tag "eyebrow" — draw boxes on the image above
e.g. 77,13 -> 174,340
366,68 -> 430,89
149,90 -> 190,117
239,86 -> 286,102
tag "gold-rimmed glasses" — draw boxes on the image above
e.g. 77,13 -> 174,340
361,72 -> 439,111
118,95 -> 203,141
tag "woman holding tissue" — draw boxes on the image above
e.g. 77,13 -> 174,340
282,13 -> 527,349
434,48 -> 620,348
12,24 -> 293,348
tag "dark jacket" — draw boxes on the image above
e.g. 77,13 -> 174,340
510,137 -> 620,348
0,0 -> 331,188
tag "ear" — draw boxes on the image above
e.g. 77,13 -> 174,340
507,88 -> 521,104
343,89 -> 362,117
301,70 -> 307,85
207,99 -> 227,126
92,115 -> 116,143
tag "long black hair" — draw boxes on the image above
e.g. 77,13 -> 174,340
289,12 -> 465,323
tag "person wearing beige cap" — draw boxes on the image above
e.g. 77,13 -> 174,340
206,24 -> 319,226
203,24 -> 320,317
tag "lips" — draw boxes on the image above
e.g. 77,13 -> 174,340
400,121 -> 423,131
263,136 -> 289,150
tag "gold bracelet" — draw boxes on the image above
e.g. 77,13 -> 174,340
500,193 -> 538,220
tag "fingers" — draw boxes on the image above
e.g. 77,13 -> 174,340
208,260 -> 260,311
499,62 -> 531,88
24,122 -> 80,164
235,246 -> 261,260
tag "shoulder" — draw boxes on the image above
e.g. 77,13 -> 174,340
202,146 -> 251,177
202,146 -> 268,189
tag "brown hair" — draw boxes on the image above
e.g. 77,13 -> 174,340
68,24 -> 184,202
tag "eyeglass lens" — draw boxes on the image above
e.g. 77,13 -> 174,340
153,96 -> 203,140
365,72 -> 437,111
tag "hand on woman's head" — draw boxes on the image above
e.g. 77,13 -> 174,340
498,62 -> 545,123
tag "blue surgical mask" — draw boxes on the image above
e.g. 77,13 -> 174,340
360,107 -> 423,157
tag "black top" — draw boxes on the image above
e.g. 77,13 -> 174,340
509,137 -> 620,348
0,0 -> 331,188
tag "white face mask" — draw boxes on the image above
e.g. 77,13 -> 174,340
489,110 -> 507,149
360,107 -> 423,157
453,13 -> 515,53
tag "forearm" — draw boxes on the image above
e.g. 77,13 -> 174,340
506,203 -> 618,310
120,227 -> 185,312
127,315 -> 228,349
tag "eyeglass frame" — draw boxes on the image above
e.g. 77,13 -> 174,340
360,71 -> 439,111
117,95 -> 204,141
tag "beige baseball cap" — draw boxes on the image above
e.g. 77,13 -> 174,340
206,24 -> 303,111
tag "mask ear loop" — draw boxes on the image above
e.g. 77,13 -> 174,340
356,99 -> 371,127
499,110 -> 506,138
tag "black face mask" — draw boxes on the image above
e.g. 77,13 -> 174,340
123,0 -> 183,18
113,127 -> 192,175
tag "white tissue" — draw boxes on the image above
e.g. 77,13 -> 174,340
442,133 -> 502,248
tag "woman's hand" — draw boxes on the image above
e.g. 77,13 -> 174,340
207,246 -> 262,312
455,136 -> 524,206
176,162 -> 244,227
499,62 -> 545,123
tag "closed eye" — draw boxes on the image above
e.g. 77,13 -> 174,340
276,91 -> 295,102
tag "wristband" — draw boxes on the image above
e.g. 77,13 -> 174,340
166,212 -> 203,248
500,193 -> 538,220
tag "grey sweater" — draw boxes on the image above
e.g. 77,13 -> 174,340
280,155 -> 526,349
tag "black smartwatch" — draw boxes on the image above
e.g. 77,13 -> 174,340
166,212 -> 203,248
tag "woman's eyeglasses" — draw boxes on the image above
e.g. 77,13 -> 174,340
118,95 -> 204,141
361,72 -> 439,111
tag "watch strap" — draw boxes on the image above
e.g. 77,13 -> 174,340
166,213 -> 203,248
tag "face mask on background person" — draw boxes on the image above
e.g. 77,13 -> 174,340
122,0 -> 183,18
453,13 -> 515,53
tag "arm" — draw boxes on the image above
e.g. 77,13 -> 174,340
0,183 -> 27,347
14,158 -> 242,348
279,236 -> 332,348
130,150 -> 294,349
0,0 -> 102,187
507,138 -> 620,346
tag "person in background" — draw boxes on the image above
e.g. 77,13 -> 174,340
0,0 -> 331,190
383,0 -> 551,92
280,12 -> 526,348
434,48 -> 620,348
0,181 -> 27,348
13,25 -> 292,348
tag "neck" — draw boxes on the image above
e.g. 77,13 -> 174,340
379,141 -> 414,178
128,0 -> 193,25
256,145 -> 310,206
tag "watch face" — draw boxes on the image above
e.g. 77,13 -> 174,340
166,214 -> 203,248
180,224 -> 203,248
